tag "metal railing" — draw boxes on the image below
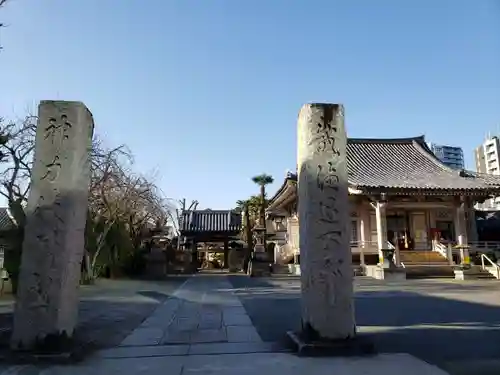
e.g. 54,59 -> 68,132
350,241 -> 379,254
469,241 -> 500,252
480,253 -> 500,279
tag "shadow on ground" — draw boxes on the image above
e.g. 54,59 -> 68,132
227,275 -> 500,373
0,277 -> 187,358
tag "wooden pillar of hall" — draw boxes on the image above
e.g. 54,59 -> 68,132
374,199 -> 388,265
191,238 -> 198,272
454,196 -> 469,265
359,208 -> 370,266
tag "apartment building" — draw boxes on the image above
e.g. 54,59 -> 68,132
430,143 -> 465,170
475,136 -> 500,210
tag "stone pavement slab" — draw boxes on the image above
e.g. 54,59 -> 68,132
223,312 -> 252,326
190,328 -> 227,343
36,356 -> 184,375
119,327 -> 165,346
187,342 -> 283,355
16,352 -> 450,375
226,325 -> 261,342
181,352 -> 450,375
97,341 -> 283,359
117,274 -> 265,349
98,344 -> 189,359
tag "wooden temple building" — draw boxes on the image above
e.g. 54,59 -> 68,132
179,209 -> 242,269
266,136 -> 500,274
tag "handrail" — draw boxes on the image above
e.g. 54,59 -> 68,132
481,253 -> 500,279
433,240 -> 448,258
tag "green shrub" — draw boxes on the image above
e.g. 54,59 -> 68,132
121,249 -> 147,276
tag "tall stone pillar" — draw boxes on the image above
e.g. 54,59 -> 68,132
11,101 -> 94,350
296,103 -> 355,340
466,200 -> 478,243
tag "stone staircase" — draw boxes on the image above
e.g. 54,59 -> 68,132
272,264 -> 292,275
399,251 -> 498,280
271,263 -> 302,276
273,263 -> 364,277
399,251 -> 449,265
400,251 -> 454,279
465,266 -> 497,280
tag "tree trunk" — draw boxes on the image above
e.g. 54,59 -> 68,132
4,200 -> 26,295
297,103 -> 355,340
89,219 -> 115,278
259,185 -> 266,222
82,250 -> 94,283
244,205 -> 253,272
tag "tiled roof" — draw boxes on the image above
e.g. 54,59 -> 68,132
269,136 -> 500,201
347,136 -> 500,191
180,210 -> 242,233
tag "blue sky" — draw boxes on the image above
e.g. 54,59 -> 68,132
1,0 -> 499,209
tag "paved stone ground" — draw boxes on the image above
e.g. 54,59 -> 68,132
6,273 -> 500,374
101,274 -> 281,353
0,277 -> 187,352
0,273 -> 448,375
227,275 -> 500,375
76,277 -> 189,350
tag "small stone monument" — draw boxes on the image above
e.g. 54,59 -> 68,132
249,221 -> 270,277
11,101 -> 94,350
287,103 -> 372,355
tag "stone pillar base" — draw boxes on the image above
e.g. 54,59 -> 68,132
253,251 -> 268,262
363,265 -> 406,281
248,259 -> 271,277
286,331 -> 375,357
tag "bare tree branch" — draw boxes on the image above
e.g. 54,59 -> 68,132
0,0 -> 11,41
0,115 -> 36,205
0,111 -> 177,281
